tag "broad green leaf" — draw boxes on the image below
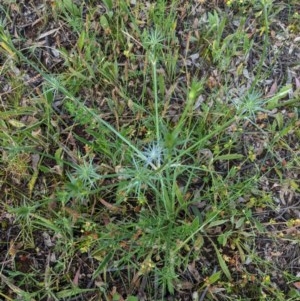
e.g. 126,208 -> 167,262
236,240 -> 246,263
194,235 -> 204,251
54,147 -> 64,165
254,219 -> 265,233
274,112 -> 284,130
266,84 -> 292,109
214,154 -> 244,161
92,251 -> 114,279
63,0 -> 81,17
56,288 -> 93,298
217,230 -> 232,247
127,296 -> 139,301
77,30 -> 86,51
0,28 -> 17,59
208,271 -> 221,284
207,219 -> 227,228
28,169 -> 39,196
113,293 -> 121,301
31,214 -> 61,233
209,239 -> 232,280
235,217 -> 245,229
102,0 -> 113,11
8,119 -> 25,128
100,15 -> 110,31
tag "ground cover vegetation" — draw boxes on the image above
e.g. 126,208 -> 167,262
0,0 -> 299,300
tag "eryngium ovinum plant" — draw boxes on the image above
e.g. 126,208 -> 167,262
115,29 -> 178,218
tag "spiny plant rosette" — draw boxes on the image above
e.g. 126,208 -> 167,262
67,156 -> 102,189
232,90 -> 270,121
142,141 -> 164,169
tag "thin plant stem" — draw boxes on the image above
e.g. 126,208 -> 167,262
151,56 -> 161,144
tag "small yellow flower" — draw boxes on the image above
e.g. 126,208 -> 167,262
248,150 -> 256,162
124,50 -> 130,58
268,218 -> 276,224
263,275 -> 270,284
140,259 -> 155,274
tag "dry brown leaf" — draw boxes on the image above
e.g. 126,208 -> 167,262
176,281 -> 194,290
73,266 -> 81,286
266,80 -> 278,97
110,286 -> 125,301
188,261 -> 201,282
31,153 -> 40,171
293,282 -> 300,290
295,77 -> 300,89
8,240 -> 23,258
64,207 -> 80,223
99,198 -> 123,213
